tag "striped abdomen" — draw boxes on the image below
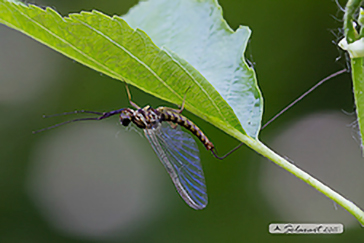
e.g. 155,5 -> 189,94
158,108 -> 214,151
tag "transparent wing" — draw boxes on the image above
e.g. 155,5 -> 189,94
144,122 -> 207,210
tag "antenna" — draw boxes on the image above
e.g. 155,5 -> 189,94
33,109 -> 126,134
42,110 -> 104,118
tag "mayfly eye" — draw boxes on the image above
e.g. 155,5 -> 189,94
121,119 -> 131,126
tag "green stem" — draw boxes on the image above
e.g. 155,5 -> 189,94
351,57 -> 364,153
262,0 -> 364,226
344,0 -> 362,43
345,0 -> 364,148
239,135 -> 364,226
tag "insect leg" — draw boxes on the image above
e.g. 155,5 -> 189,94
125,83 -> 140,109
160,87 -> 191,114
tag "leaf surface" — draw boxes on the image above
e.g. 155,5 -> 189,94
0,0 -> 263,141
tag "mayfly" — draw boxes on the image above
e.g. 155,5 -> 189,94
34,84 -> 223,210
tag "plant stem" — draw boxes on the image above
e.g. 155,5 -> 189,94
351,57 -> 364,153
268,0 -> 364,226
240,135 -> 364,226
344,0 -> 361,43
344,0 -> 364,149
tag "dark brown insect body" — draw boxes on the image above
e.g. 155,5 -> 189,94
118,105 -> 214,151
34,85 -> 226,210
157,107 -> 214,151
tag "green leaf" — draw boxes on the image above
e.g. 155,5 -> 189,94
124,0 -> 262,138
0,0 -> 262,142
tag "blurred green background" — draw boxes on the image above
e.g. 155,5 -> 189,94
1,0 -> 363,242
